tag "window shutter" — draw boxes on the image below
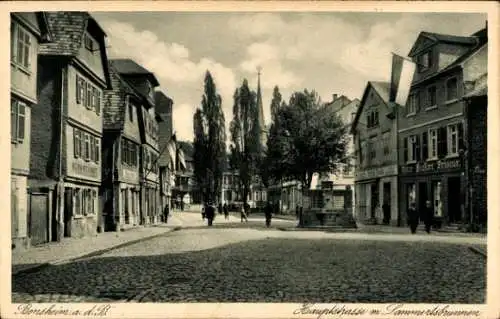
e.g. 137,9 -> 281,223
76,76 -> 81,104
96,91 -> 101,115
82,81 -> 87,106
415,135 -> 421,161
95,138 -> 100,163
90,136 -> 95,161
17,102 -> 25,141
422,131 -> 428,161
403,137 -> 408,163
11,99 -> 17,142
121,139 -> 126,164
458,122 -> 464,151
74,128 -> 79,158
25,33 -> 31,68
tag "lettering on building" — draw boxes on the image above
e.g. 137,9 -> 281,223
72,162 -> 98,178
401,159 -> 462,175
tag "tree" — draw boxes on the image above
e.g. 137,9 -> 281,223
265,89 -> 349,193
260,86 -> 284,188
192,71 -> 226,204
229,79 -> 261,206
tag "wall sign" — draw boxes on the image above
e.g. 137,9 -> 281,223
355,164 -> 398,181
72,162 -> 98,178
400,158 -> 462,175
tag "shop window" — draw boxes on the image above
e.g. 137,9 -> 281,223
407,184 -> 416,208
432,181 -> 443,217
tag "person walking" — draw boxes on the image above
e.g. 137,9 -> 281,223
240,204 -> 248,223
264,202 -> 273,228
422,200 -> 434,234
206,203 -> 215,226
407,202 -> 419,234
223,202 -> 229,220
163,204 -> 170,224
201,205 -> 206,220
218,202 -> 223,215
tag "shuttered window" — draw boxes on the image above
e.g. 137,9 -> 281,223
12,22 -> 31,69
74,128 -> 80,158
11,99 -> 26,143
437,127 -> 448,158
422,131 -> 428,161
84,133 -> 90,161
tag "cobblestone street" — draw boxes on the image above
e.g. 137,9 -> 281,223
12,224 -> 485,304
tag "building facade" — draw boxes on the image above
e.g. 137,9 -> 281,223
31,12 -> 111,240
11,12 -> 51,248
101,62 -> 143,231
352,82 -> 399,225
155,91 -> 175,214
397,29 -> 486,227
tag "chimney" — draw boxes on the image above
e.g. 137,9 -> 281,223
332,94 -> 338,101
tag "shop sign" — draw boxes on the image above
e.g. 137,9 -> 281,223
72,162 -> 98,178
400,158 -> 462,175
355,165 -> 397,181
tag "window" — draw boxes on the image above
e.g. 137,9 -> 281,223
84,33 -> 94,52
84,133 -> 90,161
11,98 -> 26,143
128,100 -> 134,122
418,52 -> 432,72
405,135 -> 419,162
446,77 -> 458,101
366,109 -> 379,128
86,83 -> 93,109
407,94 -> 418,115
95,90 -> 101,114
74,128 -> 81,158
11,22 -> 31,70
427,86 -> 437,108
447,124 -> 459,156
428,129 -> 438,160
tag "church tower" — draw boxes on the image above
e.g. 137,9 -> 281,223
256,67 -> 267,149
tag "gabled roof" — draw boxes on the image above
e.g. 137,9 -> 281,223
350,81 -> 391,134
111,58 -> 160,87
39,12 -> 112,89
103,62 -> 141,130
155,91 -> 173,114
408,31 -> 477,57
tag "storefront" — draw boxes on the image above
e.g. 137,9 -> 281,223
399,157 -> 465,226
354,164 -> 399,225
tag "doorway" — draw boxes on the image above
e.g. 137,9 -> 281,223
418,182 -> 428,214
448,177 -> 462,223
63,188 -> 73,238
370,183 -> 379,219
382,182 -> 391,224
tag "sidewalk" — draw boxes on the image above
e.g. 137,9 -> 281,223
12,225 -> 176,276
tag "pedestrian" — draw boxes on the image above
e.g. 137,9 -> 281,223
407,202 -> 419,234
240,204 -> 248,223
180,200 -> 184,211
223,202 -> 229,220
206,203 -> 215,226
422,200 -> 434,234
295,205 -> 300,220
382,202 -> 390,225
163,204 -> 170,224
218,202 -> 223,215
264,202 -> 273,227
201,204 -> 206,220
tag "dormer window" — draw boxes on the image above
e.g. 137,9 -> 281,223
84,33 -> 95,52
366,109 -> 379,129
418,51 -> 433,72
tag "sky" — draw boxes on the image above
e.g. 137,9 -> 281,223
91,11 -> 486,142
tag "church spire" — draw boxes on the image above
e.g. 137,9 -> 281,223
256,66 -> 266,148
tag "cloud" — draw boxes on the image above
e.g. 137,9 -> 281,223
100,18 -> 237,141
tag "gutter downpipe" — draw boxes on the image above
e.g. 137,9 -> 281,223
56,65 -> 66,241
